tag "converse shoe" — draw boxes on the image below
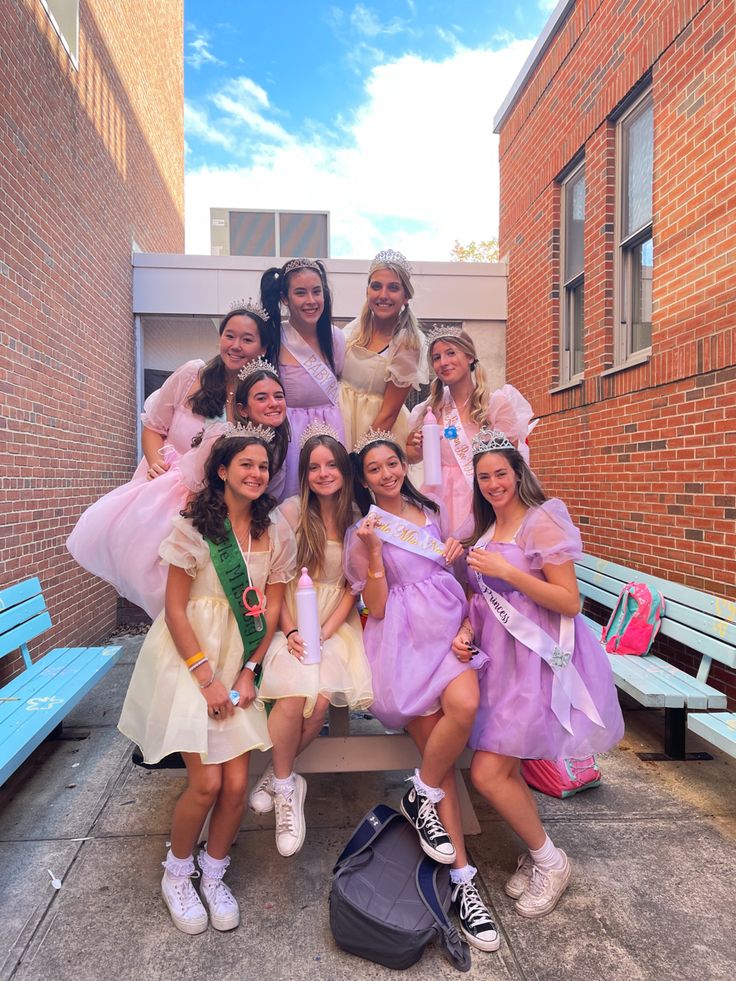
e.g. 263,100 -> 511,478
504,852 -> 534,899
274,774 -> 307,857
200,876 -> 240,931
249,762 -> 275,814
161,871 -> 208,935
515,852 -> 571,918
400,786 -> 456,864
452,878 -> 500,951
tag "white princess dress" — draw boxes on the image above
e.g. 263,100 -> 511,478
258,497 -> 373,717
118,510 -> 296,765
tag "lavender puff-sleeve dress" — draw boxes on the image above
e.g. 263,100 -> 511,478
343,503 -> 487,731
467,499 -> 624,760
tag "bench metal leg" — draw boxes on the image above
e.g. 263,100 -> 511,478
637,708 -> 712,762
455,770 -> 481,836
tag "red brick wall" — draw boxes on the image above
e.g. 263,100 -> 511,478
0,1 -> 184,671
498,1 -> 735,701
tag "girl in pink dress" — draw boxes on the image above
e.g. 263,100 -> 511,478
67,304 -> 275,617
260,258 -> 346,498
455,429 -> 624,920
407,325 -> 534,533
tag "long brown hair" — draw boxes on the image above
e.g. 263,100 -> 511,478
296,435 -> 354,576
350,437 -> 439,517
235,368 -> 291,475
181,435 -> 275,542
462,446 -> 547,547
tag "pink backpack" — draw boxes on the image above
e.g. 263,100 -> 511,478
521,756 -> 602,799
601,582 -> 665,656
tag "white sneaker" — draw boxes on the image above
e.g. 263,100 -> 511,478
249,762 -> 275,814
274,774 -> 307,857
515,852 -> 571,918
161,871 -> 208,935
200,876 -> 240,931
504,852 -> 534,899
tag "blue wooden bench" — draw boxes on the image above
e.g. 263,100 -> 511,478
0,577 -> 122,785
574,555 -> 736,761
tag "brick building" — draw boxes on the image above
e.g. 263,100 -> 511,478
0,1 -> 184,664
495,1 -> 735,696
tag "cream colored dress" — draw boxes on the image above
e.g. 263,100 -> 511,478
118,511 -> 296,765
259,497 -> 373,717
338,318 -> 427,450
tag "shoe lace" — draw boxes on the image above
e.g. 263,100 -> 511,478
459,881 -> 494,930
525,864 -> 550,898
416,794 -> 447,842
204,878 -> 235,909
170,874 -> 201,913
275,793 -> 296,836
254,766 -> 274,795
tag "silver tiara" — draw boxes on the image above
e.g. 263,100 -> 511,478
228,297 -> 270,322
353,428 -> 396,455
283,257 -> 321,275
299,420 -> 341,449
426,323 -> 464,346
471,428 -> 514,456
222,421 -> 275,444
237,356 -> 279,382
369,249 -> 412,278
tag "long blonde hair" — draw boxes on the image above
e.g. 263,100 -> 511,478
417,330 -> 490,427
348,259 -> 423,352
296,435 -> 355,576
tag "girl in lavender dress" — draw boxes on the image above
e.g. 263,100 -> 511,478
67,302 -> 275,617
343,431 -> 499,954
339,250 -> 427,449
260,258 -> 346,498
454,429 -> 624,920
407,325 -> 534,534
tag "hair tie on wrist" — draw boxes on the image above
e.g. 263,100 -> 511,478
286,628 -> 298,639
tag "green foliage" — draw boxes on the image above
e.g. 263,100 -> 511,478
450,239 -> 500,262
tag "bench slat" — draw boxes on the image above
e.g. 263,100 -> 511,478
687,713 -> 736,759
0,578 -> 43,613
633,656 -> 727,710
0,645 -> 85,711
0,593 -> 48,636
0,612 -> 53,660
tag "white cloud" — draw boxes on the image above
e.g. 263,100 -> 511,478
184,103 -> 233,150
350,4 -> 409,37
185,38 -> 535,260
186,34 -> 224,69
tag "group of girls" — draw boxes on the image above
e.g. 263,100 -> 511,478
67,252 -> 624,950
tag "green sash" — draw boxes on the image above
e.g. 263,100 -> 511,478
206,519 -> 266,667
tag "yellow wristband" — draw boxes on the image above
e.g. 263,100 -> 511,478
185,651 -> 205,667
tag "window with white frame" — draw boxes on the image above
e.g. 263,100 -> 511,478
40,0 -> 79,65
560,163 -> 585,382
616,91 -> 653,361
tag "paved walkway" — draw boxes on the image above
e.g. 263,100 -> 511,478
1,634 -> 734,981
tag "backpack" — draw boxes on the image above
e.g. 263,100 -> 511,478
329,804 -> 471,972
601,581 -> 665,655
521,755 -> 602,798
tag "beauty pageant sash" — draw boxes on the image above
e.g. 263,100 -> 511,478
442,390 -> 474,489
206,519 -> 266,665
367,504 -> 446,564
281,321 -> 339,405
472,548 -> 604,735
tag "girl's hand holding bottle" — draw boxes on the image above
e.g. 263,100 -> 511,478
199,674 -> 235,719
286,630 -> 306,662
232,667 -> 258,708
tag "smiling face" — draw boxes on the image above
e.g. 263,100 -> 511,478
361,442 -> 406,502
218,444 -> 270,503
307,443 -> 344,498
366,267 -> 407,327
219,314 -> 267,374
285,270 -> 324,330
238,376 -> 286,428
430,338 -> 474,386
475,452 -> 518,513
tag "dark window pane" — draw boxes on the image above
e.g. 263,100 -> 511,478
631,237 -> 653,351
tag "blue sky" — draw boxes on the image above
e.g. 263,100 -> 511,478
183,1 -> 559,258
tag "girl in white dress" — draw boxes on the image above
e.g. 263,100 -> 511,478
339,250 -> 427,449
251,423 -> 373,857
118,426 -> 296,935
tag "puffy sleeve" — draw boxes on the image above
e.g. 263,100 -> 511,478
266,509 -> 297,584
141,360 -> 204,436
332,324 -> 347,377
159,515 -> 209,577
178,420 -> 229,493
515,499 -> 582,570
385,333 -> 428,390
342,523 -> 369,595
486,384 -> 534,444
407,397 -> 429,431
276,495 -> 301,532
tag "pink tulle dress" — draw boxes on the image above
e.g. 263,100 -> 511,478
343,503 -> 487,731
466,499 -> 624,760
279,324 -> 346,498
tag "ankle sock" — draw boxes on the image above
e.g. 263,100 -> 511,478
411,769 -> 444,804
530,835 -> 566,872
198,850 -> 230,880
450,863 -> 477,886
273,773 -> 296,796
162,849 -> 195,878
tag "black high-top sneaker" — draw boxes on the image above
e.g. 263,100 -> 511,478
400,784 -> 456,864
451,877 -> 500,951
